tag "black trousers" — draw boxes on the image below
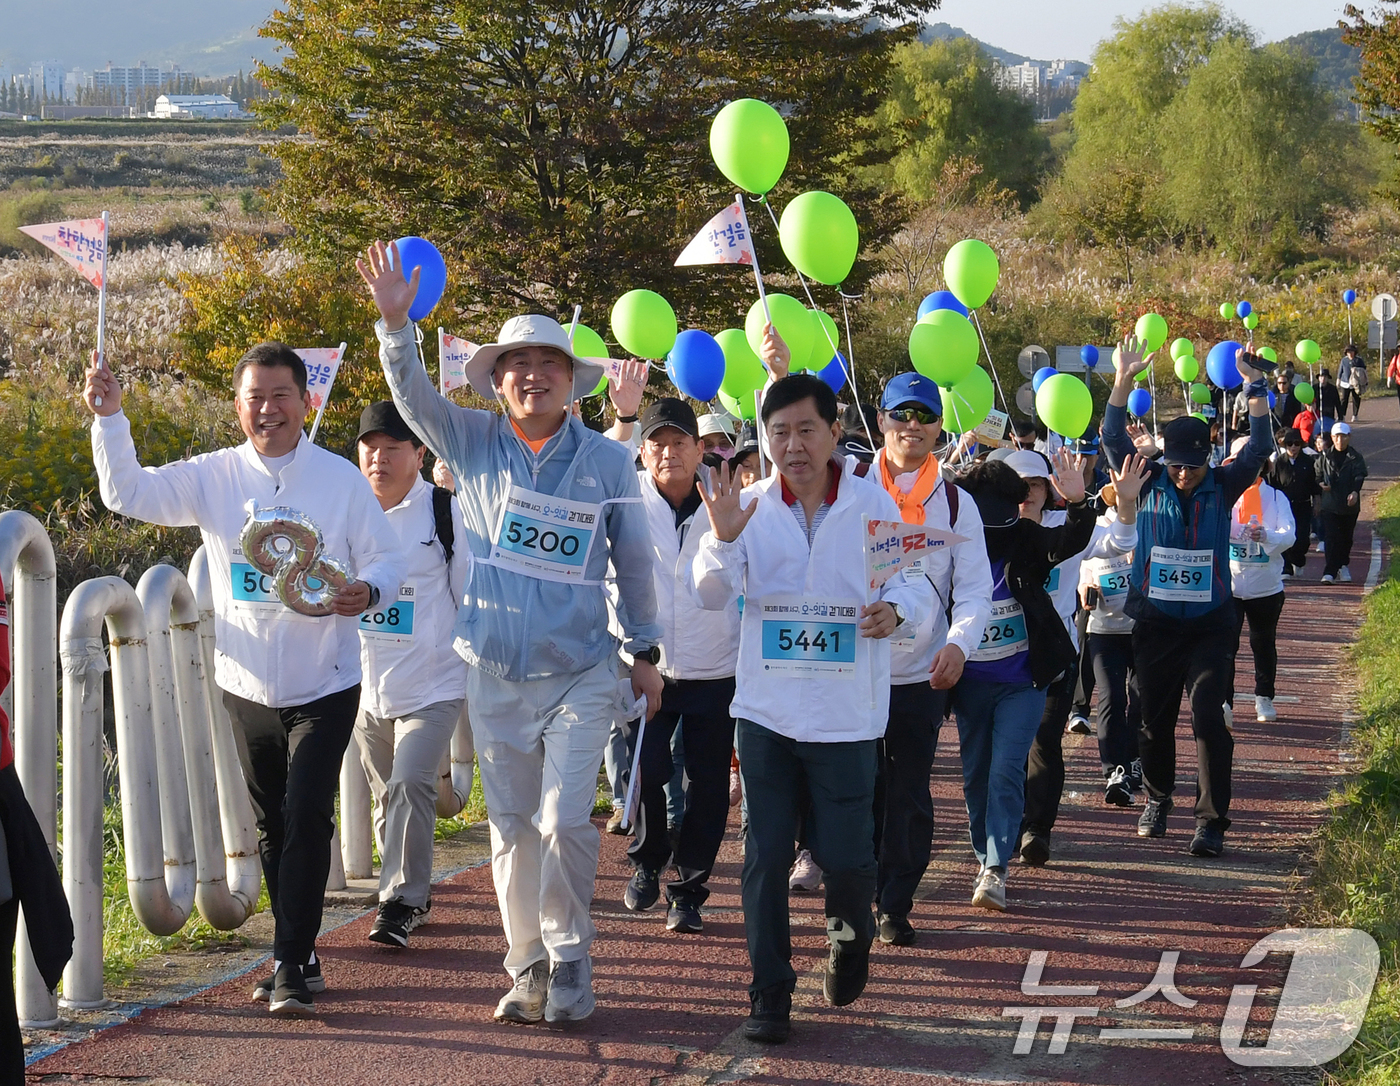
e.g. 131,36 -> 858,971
736,719 -> 876,996
1282,499 -> 1312,572
0,895 -> 19,1083
1340,386 -> 1363,419
1022,670 -> 1077,834
873,682 -> 946,919
1229,592 -> 1286,699
1089,632 -> 1140,774
1070,610 -> 1094,719
223,684 -> 360,965
1132,620 -> 1235,830
624,677 -> 736,906
1323,510 -> 1360,576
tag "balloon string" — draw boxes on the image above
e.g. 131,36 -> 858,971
837,294 -> 879,453
970,310 -> 1009,414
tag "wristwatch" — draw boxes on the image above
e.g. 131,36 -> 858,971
365,583 -> 381,610
890,603 -> 905,627
634,646 -> 662,665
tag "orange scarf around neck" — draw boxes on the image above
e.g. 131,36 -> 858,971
878,449 -> 939,526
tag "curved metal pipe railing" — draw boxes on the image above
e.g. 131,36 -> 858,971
435,702 -> 475,818
0,511 -> 60,1027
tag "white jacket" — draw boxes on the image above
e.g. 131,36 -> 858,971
1081,511 -> 1137,635
1229,481 -> 1295,600
871,454 -> 993,686
690,457 -> 932,743
639,471 -> 739,680
92,413 -> 403,708
358,475 -> 471,718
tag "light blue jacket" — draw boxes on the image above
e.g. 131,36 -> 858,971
377,320 -> 660,681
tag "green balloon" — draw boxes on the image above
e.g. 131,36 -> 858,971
1294,381 -> 1315,405
909,309 -> 979,387
1219,302 -> 1234,319
1135,313 -> 1168,352
1190,411 -> 1209,423
778,191 -> 859,286
710,99 -> 789,195
1169,337 -> 1195,362
942,239 -> 1000,310
1135,364 -> 1152,382
570,323 -> 609,361
1189,382 -> 1212,404
588,373 -> 608,397
1035,374 -> 1093,438
807,310 -> 840,370
1257,346 -> 1278,364
746,294 -> 814,370
716,328 -> 766,398
718,387 -> 757,420
1295,339 -> 1321,365
611,290 -> 677,359
945,366 -> 994,433
1174,356 -> 1199,382
1243,312 -> 1259,330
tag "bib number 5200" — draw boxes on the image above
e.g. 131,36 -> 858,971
503,519 -> 582,557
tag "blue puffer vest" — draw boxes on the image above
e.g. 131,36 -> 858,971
1124,468 -> 1234,625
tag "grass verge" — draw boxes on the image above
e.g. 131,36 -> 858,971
1305,482 -> 1400,1084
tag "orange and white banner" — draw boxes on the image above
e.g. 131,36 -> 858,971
438,329 -> 477,393
295,345 -> 345,413
19,217 -> 107,288
865,517 -> 970,592
675,201 -> 756,267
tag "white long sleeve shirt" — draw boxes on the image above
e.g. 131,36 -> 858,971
358,475 -> 471,718
1228,481 -> 1295,600
1081,510 -> 1138,635
689,456 -> 932,743
92,412 -> 403,708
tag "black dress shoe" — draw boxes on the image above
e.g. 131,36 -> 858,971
1018,830 -> 1051,866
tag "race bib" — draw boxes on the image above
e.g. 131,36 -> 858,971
1147,546 -> 1213,602
230,549 -> 284,614
1097,555 -> 1132,601
1229,542 -> 1268,566
969,598 -> 1028,662
358,585 -> 416,643
1044,567 -> 1061,594
759,595 -> 859,679
488,485 -> 600,584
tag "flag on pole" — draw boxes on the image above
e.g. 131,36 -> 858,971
439,329 -> 477,393
18,217 -> 107,288
297,343 -> 346,444
675,201 -> 756,267
864,518 -> 970,592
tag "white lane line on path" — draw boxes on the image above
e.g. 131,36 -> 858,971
1366,528 -> 1383,592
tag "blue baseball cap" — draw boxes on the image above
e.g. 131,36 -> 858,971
880,372 -> 943,416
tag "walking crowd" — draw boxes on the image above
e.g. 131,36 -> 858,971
13,238 -> 1363,1059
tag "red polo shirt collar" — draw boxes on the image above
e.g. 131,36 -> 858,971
780,459 -> 842,507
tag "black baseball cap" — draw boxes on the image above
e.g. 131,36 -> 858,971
1161,415 -> 1211,467
357,401 -> 420,445
639,398 -> 699,441
733,422 -> 760,460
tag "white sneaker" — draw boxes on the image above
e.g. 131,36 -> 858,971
1322,574 -> 1335,584
1256,696 -> 1277,723
1222,702 -> 1233,730
1067,714 -> 1092,735
495,960 -> 549,1023
789,849 -> 822,892
728,768 -> 742,807
972,867 -> 1007,911
1339,566 -> 1353,582
544,956 -> 595,1024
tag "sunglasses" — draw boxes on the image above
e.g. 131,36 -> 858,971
887,407 -> 939,425
1165,462 -> 1205,474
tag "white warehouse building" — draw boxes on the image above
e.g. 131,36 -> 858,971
152,94 -> 242,119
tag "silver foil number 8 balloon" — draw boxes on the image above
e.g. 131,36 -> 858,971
240,502 -> 352,617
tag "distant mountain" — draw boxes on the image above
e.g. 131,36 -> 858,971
917,22 -> 1087,71
1279,27 -> 1359,103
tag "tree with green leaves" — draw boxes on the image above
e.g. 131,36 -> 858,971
870,37 -> 1049,208
248,0 -> 936,342
1346,2 -> 1400,177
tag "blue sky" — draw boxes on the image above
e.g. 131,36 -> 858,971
937,0 -> 1347,61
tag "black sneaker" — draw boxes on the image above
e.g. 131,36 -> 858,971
624,866 -> 661,912
666,901 -> 703,934
1104,765 -> 1135,808
743,984 -> 792,1044
822,916 -> 870,1007
1128,758 -> 1144,793
1018,829 -> 1050,867
268,961 -> 314,1015
252,956 -> 324,1001
369,899 -> 416,948
1137,796 -> 1172,838
1189,824 -> 1225,858
878,913 -> 916,947
410,898 -> 431,931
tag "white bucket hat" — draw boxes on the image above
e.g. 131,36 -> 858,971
463,315 -> 605,403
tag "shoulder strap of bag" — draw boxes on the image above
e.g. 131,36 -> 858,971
432,485 -> 455,565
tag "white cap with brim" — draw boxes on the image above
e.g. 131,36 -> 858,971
1005,448 -> 1053,481
697,414 -> 736,439
462,314 -> 605,403
1332,421 -> 1352,435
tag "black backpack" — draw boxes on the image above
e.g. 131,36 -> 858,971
431,485 -> 455,565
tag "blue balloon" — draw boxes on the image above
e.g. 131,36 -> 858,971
1080,344 -> 1100,369
1127,388 -> 1152,417
1267,390 -> 1277,410
1344,289 -> 1358,306
391,236 -> 447,322
815,352 -> 848,394
1206,340 -> 1245,390
1235,300 -> 1252,319
669,329 -> 726,401
1032,365 -> 1057,392
917,290 -> 969,320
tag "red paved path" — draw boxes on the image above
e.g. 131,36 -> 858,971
29,403 -> 1397,1086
